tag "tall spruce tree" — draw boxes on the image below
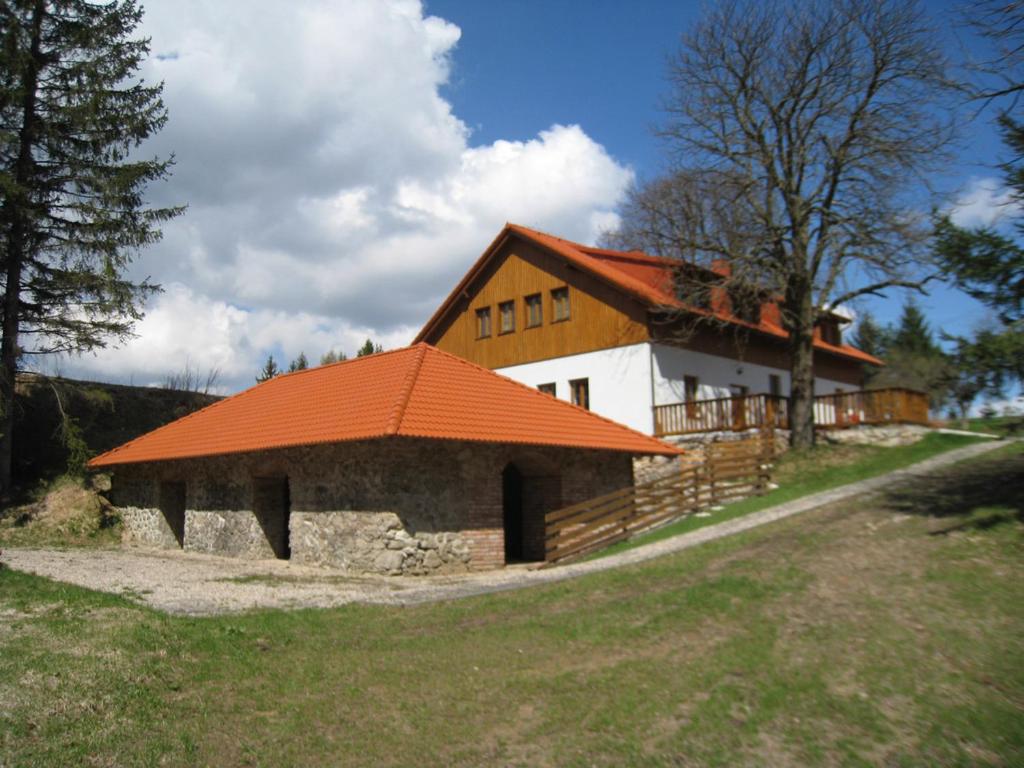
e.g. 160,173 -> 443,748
873,299 -> 952,409
890,300 -> 941,358
256,354 -> 279,383
851,311 -> 890,386
356,339 -> 383,357
0,0 -> 181,491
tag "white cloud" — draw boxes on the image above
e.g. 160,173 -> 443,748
55,0 -> 633,392
58,284 -> 415,388
948,177 -> 1021,228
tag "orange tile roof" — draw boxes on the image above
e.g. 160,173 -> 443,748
415,223 -> 882,366
88,344 -> 680,468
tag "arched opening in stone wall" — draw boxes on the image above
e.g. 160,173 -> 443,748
502,458 -> 562,563
158,480 -> 186,547
253,476 -> 291,559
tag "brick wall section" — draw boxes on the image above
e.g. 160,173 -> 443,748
111,437 -> 636,575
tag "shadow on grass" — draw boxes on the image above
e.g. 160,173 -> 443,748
882,451 -> 1024,535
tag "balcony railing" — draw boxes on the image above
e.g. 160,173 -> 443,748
653,387 -> 929,437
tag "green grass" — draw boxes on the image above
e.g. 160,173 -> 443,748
593,431 -> 992,560
961,414 -> 1024,438
2,445 -> 1022,766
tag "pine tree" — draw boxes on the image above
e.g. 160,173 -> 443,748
356,339 -> 383,357
319,349 -> 347,365
873,299 -> 952,409
851,311 -> 888,360
851,311 -> 890,386
256,355 -> 280,383
890,300 -> 941,357
0,0 -> 182,490
288,352 -> 308,372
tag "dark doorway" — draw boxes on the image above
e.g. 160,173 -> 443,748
502,461 -> 561,563
253,476 -> 291,559
158,481 -> 186,547
502,464 -> 524,561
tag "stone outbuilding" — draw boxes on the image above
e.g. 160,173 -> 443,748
90,344 -> 679,574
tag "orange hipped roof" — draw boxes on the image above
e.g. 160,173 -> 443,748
415,223 -> 882,367
89,344 -> 680,468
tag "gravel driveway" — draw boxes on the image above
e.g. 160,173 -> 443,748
1,438 -> 1008,615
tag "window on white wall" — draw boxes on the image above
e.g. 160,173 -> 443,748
769,374 -> 781,398
538,382 -> 556,396
570,378 -> 589,410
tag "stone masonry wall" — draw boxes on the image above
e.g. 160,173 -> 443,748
110,438 -> 636,575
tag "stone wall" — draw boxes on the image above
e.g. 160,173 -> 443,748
820,424 -> 930,447
110,437 -> 635,575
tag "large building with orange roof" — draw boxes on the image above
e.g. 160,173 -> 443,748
91,344 -> 678,573
415,223 -> 881,436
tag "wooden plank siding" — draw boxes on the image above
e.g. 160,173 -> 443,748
427,239 -> 651,369
544,431 -> 774,565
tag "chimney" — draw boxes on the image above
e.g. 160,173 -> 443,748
711,259 -> 732,277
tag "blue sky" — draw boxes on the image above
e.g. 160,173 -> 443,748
428,0 -> 1011,336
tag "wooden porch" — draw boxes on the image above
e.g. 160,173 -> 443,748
652,387 -> 929,437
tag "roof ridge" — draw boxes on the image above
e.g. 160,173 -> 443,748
425,344 -> 681,453
385,343 -> 428,435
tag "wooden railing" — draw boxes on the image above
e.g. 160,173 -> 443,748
544,432 -> 774,565
811,388 -> 929,429
653,387 -> 929,437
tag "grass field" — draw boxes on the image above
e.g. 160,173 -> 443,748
962,415 -> 1024,438
595,431 -> 989,559
2,442 -> 1021,766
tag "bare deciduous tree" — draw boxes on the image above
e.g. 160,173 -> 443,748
610,0 -> 956,447
162,359 -> 220,395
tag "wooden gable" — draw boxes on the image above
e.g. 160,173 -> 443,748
424,235 -> 650,369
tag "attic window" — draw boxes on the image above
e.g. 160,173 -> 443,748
729,287 -> 762,325
551,287 -> 570,322
525,293 -> 542,328
475,307 -> 491,339
678,280 -> 711,310
538,382 -> 556,396
499,300 -> 515,334
820,319 -> 841,346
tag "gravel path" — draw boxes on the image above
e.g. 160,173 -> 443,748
1,438 -> 1010,615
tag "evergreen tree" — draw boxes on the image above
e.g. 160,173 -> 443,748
319,349 -> 347,365
852,312 -> 890,358
256,355 -> 279,383
356,339 -> 383,357
0,0 -> 181,490
872,299 -> 952,409
890,299 -> 941,358
930,1 -> 1024,401
288,352 -> 308,372
851,311 -> 890,386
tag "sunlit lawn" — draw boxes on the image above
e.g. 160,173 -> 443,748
2,442 -> 1022,766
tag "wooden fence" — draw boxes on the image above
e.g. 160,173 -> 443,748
652,387 -> 929,437
544,431 -> 774,565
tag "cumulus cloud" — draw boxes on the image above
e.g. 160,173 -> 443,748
55,0 -> 632,391
948,177 -> 1021,228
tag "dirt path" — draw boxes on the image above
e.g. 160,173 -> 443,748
0,439 -> 1010,615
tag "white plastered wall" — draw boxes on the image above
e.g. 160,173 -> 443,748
495,342 -> 857,436
651,344 -> 853,405
495,343 -> 656,434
